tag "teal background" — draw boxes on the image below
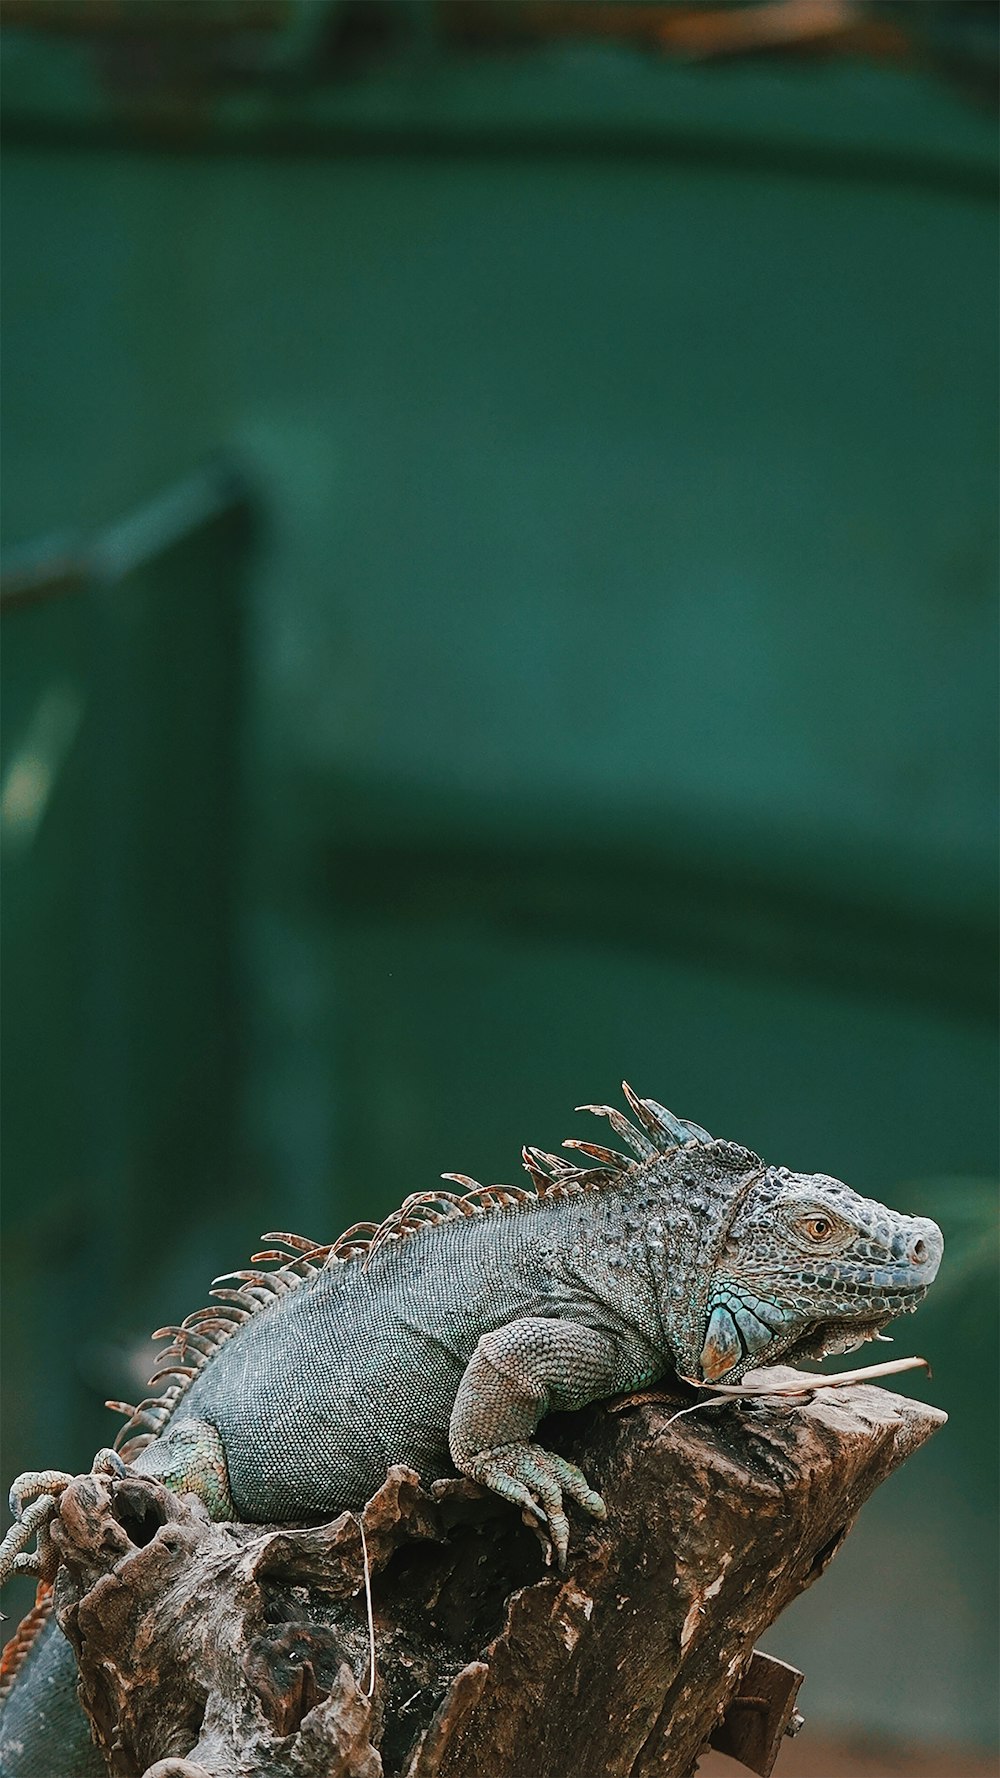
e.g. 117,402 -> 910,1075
1,35 -> 996,1755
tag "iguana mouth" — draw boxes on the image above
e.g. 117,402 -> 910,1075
784,1308 -> 915,1366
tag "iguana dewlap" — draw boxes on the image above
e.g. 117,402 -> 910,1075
0,1087 -> 943,1776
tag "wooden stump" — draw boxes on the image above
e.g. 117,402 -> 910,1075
43,1371 -> 944,1778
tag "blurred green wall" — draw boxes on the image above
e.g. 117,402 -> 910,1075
1,49 -> 996,1751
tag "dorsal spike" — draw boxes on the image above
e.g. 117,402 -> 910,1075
166,1330 -> 219,1360
567,1166 -> 616,1190
524,1146 -> 576,1176
577,1103 -> 654,1159
208,1290 -> 254,1314
620,1081 -> 667,1140
260,1232 -> 324,1253
521,1146 -> 550,1190
146,1364 -> 197,1386
561,1138 -> 629,1169
622,1083 -> 714,1147
183,1306 -> 243,1329
467,1185 -> 524,1211
330,1222 -> 379,1258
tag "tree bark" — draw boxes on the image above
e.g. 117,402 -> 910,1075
44,1371 -> 945,1778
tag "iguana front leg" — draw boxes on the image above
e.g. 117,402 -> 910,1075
131,1418 -> 234,1519
449,1317 -> 633,1568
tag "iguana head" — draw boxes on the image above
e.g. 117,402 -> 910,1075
696,1165 -> 943,1383
541,1087 -> 943,1388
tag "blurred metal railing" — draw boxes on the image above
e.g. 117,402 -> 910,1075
0,465 -> 253,1619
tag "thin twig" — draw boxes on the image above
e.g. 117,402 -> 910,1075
356,1515 -> 376,1699
666,1356 -> 929,1427
686,1355 -> 929,1395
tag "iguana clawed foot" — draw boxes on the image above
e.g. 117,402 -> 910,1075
462,1441 -> 606,1570
0,1450 -> 125,1590
0,1423 -> 235,1598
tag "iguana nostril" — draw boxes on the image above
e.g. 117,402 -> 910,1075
906,1219 -> 943,1276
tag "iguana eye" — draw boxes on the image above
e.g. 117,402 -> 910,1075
803,1215 -> 833,1241
783,1203 -> 853,1248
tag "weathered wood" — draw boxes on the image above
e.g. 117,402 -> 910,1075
42,1371 -> 944,1778
708,1650 -> 804,1775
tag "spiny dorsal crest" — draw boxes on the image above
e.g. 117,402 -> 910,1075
109,1085 -> 722,1459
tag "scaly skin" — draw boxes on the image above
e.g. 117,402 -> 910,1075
0,1088 -> 943,1776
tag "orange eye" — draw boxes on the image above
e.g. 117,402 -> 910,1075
804,1216 -> 833,1240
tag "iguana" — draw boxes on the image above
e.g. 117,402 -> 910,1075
0,1086 -> 943,1776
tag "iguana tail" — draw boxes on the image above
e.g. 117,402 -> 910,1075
0,1595 -> 103,1778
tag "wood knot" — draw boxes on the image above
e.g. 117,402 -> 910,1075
243,1621 -> 351,1736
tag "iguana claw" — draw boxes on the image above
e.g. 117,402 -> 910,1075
0,1450 -> 127,1590
463,1442 -> 606,1571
